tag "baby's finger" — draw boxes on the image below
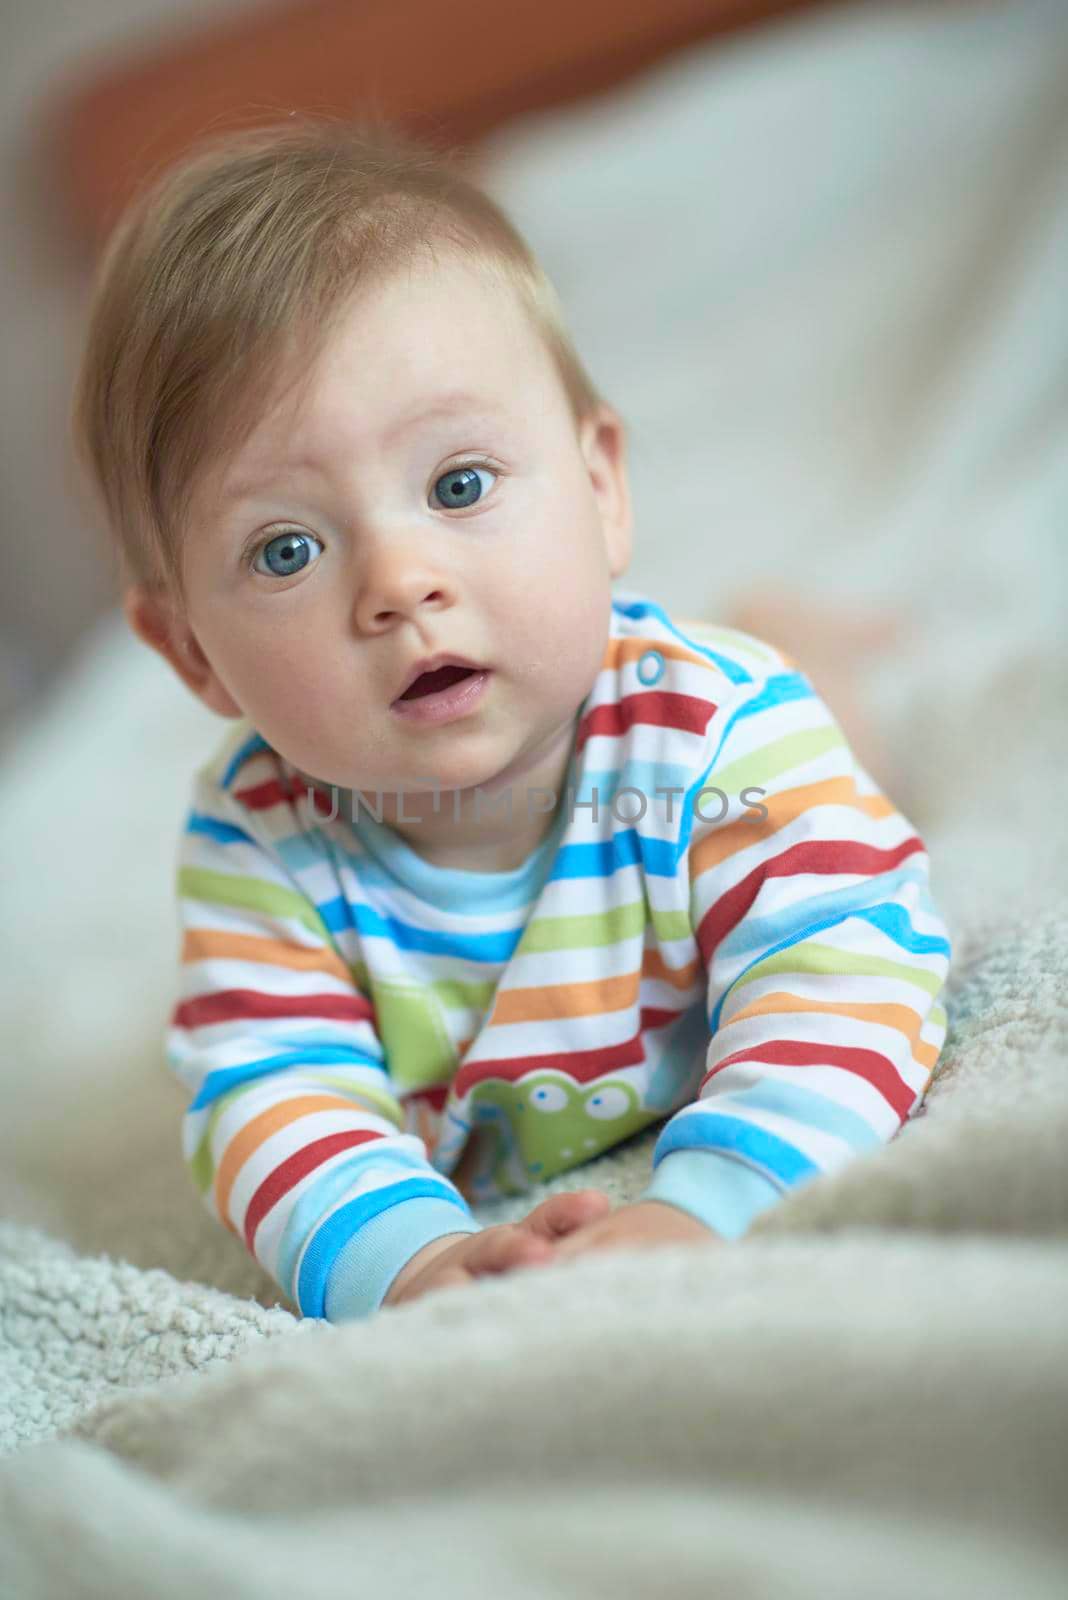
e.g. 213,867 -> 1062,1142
523,1190 -> 613,1241
468,1225 -> 554,1276
549,1225 -> 610,1262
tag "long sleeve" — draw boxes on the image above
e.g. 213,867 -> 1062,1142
167,768 -> 481,1321
639,652 -> 951,1237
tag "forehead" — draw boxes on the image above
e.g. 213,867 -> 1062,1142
217,256 -> 551,493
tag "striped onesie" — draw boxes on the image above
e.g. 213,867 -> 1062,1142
168,588 -> 952,1321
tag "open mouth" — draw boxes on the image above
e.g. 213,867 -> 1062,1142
397,664 -> 479,700
391,663 -> 492,726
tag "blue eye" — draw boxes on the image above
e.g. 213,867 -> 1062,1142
432,464 -> 496,510
252,529 -> 323,578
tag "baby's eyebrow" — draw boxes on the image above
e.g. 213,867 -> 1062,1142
381,390 -> 507,446
220,390 -> 507,505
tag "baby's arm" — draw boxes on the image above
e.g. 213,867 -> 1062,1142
629,643 -> 952,1239
169,764 -> 509,1321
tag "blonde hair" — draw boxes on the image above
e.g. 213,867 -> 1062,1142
70,113 -> 611,608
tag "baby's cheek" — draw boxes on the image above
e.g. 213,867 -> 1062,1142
486,537 -> 611,694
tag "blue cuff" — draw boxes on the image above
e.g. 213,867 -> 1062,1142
639,1149 -> 783,1240
323,1197 -> 482,1322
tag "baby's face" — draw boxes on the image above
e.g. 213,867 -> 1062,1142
175,252 -> 630,800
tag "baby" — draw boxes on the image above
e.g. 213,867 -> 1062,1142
72,117 -> 951,1320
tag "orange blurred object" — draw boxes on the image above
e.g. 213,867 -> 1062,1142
42,0 -> 837,260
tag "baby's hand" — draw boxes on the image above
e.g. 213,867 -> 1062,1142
382,1188 -> 612,1309
548,1199 -> 717,1263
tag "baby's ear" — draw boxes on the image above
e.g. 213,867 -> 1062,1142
123,585 -> 242,718
580,404 -> 632,579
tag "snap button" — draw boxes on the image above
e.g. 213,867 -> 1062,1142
636,649 -> 665,686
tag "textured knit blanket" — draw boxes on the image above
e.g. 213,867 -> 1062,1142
3,893 -> 1067,1597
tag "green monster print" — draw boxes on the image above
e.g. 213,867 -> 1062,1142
463,1072 -> 665,1197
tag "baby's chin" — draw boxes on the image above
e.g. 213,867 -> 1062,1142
285,714 -> 566,806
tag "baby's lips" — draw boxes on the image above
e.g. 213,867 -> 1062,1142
392,652 -> 488,702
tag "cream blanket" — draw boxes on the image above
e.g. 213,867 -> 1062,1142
3,892 -> 1067,1594
3,1 -> 1067,1593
